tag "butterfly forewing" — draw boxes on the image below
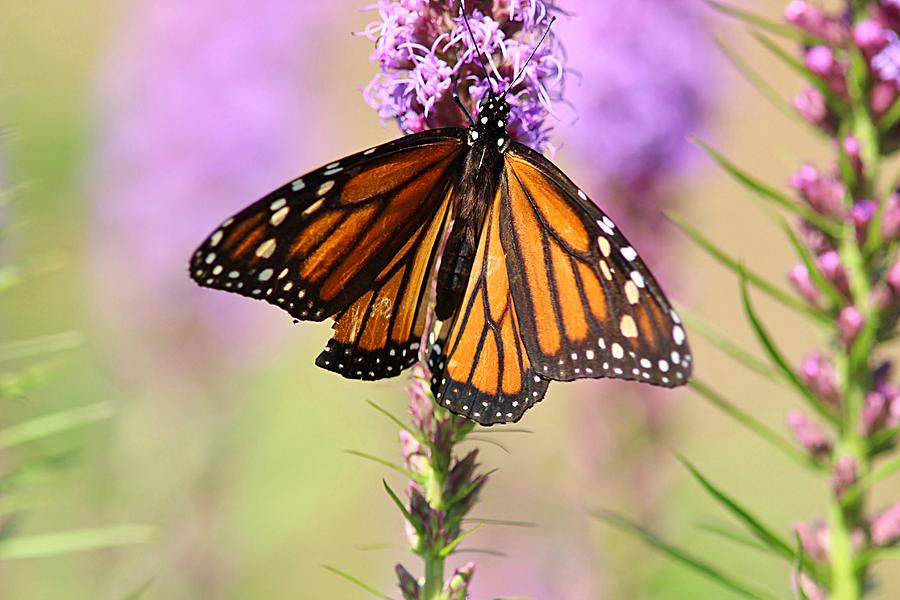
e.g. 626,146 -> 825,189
189,129 -> 466,324
501,143 -> 693,387
428,188 -> 549,425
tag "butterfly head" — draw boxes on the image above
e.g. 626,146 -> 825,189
468,91 -> 511,150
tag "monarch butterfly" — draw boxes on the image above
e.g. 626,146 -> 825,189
189,10 -> 692,425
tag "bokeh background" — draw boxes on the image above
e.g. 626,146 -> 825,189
1,0 -> 898,598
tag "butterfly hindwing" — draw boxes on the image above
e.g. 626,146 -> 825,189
317,189 -> 453,380
501,143 -> 693,387
428,187 -> 549,425
189,128 -> 466,324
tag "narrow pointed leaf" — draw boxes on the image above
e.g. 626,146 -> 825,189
594,510 -> 786,600
322,565 -> 393,600
465,517 -> 536,528
669,212 -> 828,323
879,97 -> 900,133
455,547 -> 506,557
0,525 -> 155,559
689,379 -> 823,472
343,450 -> 412,478
680,308 -> 780,380
439,524 -> 483,557
715,37 -> 794,119
844,453 -> 900,504
794,533 -> 814,600
781,219 -> 844,309
739,271 -> 836,423
704,0 -> 818,43
365,400 -> 414,437
679,457 -> 813,572
0,402 -> 114,451
690,139 -> 842,237
697,521 -> 771,553
381,479 -> 413,525
466,436 -> 510,454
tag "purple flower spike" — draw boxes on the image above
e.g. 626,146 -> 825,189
838,306 -> 865,346
799,353 -> 842,407
870,502 -> 900,546
362,0 -> 565,152
832,455 -> 859,497
787,410 -> 832,456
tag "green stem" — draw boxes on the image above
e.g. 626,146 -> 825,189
829,15 -> 880,598
423,555 -> 445,600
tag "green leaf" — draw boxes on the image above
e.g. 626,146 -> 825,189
739,270 -> 836,423
680,308 -> 781,380
704,0 -> 818,43
382,479 -> 413,525
439,524 -> 483,557
714,38 -> 796,120
464,517 -> 536,528
343,450 -> 412,478
697,521 -> 771,553
594,510 -> 786,600
669,212 -> 829,323
750,31 -> 842,116
0,332 -> 83,362
365,400 -> 414,438
844,453 -> 900,504
794,532 -> 814,600
466,436 -> 510,454
689,379 -> 823,473
690,139 -> 842,238
679,456 -> 812,572
879,97 -> 900,133
780,219 -> 845,310
0,525 -> 155,559
0,402 -> 114,451
321,565 -> 393,600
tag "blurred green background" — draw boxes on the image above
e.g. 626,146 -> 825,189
1,0 -> 898,598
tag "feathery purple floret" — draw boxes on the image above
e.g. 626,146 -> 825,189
362,0 -> 565,151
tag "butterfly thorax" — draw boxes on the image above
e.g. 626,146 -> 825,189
435,93 -> 510,321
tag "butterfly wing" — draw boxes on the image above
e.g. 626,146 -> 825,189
501,143 -> 693,386
428,187 -> 549,426
190,128 -> 466,379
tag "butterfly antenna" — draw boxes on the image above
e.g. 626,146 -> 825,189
459,0 -> 494,93
501,15 -> 556,101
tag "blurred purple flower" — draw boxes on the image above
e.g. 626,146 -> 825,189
787,410 -> 832,456
793,519 -> 830,562
799,353 -> 842,408
873,31 -> 900,85
362,0 -> 565,151
91,0 -> 332,368
870,502 -> 900,546
832,455 -> 859,497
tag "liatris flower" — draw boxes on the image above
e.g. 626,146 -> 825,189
393,368 -> 484,599
870,502 -> 900,546
362,0 -> 565,151
787,410 -> 832,457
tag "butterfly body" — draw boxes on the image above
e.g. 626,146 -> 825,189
189,90 -> 692,425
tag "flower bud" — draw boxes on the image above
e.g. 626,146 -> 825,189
799,353 -> 841,407
791,571 -> 828,600
785,1 -> 845,42
788,264 -> 822,305
871,81 -> 898,118
832,455 -> 858,497
395,564 -> 422,600
444,562 -> 475,600
791,164 -> 845,217
793,86 -> 830,128
851,199 -> 877,241
793,520 -> 830,562
888,261 -> 900,294
843,135 -> 864,176
854,19 -> 889,54
871,502 -> 900,547
838,306 -> 865,346
787,410 -> 832,456
817,250 -> 849,294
